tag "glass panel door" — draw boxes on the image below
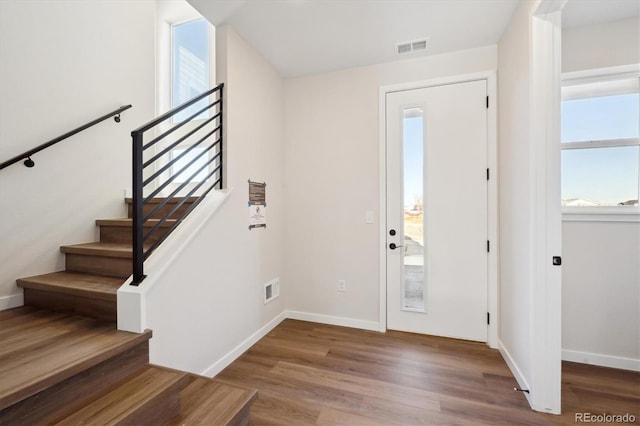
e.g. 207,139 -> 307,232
402,107 -> 425,310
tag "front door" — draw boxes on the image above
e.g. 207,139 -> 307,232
385,80 -> 488,342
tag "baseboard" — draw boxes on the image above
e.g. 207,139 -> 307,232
498,339 -> 533,407
201,311 -> 287,378
200,310 -> 378,378
563,349 -> 640,372
0,293 -> 23,311
286,310 -> 380,331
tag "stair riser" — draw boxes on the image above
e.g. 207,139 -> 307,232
0,341 -> 149,425
99,225 -> 173,245
66,254 -> 131,279
169,377 -> 258,425
231,404 -> 253,426
127,202 -> 194,220
118,380 -> 185,426
23,288 -> 116,322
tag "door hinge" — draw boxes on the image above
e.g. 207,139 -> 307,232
486,96 -> 489,108
486,168 -> 490,181
487,312 -> 490,325
487,240 -> 490,253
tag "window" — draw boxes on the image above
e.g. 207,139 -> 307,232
172,19 -> 210,123
171,147 -> 209,184
561,73 -> 639,213
402,107 -> 425,311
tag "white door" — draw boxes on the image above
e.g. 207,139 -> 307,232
386,80 -> 488,341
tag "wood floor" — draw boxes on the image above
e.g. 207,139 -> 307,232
216,320 -> 640,425
0,306 -> 257,424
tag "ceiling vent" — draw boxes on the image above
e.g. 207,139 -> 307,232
396,38 -> 429,55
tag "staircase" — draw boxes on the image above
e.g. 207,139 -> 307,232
0,197 -> 257,425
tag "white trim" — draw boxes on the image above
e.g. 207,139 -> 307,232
561,138 -> 639,150
498,339 -> 533,406
563,213 -> 640,222
562,349 -> 640,372
380,71 -> 498,95
378,70 -> 499,348
486,72 -> 499,349
562,64 -> 640,86
0,293 -> 24,310
529,3 -> 564,415
202,310 -> 379,379
286,310 -> 380,332
560,68 -> 640,217
201,311 -> 287,377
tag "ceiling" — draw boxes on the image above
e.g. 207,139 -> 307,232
188,0 -> 639,78
562,0 -> 639,28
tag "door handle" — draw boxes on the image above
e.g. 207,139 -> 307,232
389,243 -> 403,250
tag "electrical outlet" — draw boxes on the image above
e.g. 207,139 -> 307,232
338,279 -> 346,292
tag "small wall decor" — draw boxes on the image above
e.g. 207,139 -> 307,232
248,179 -> 266,229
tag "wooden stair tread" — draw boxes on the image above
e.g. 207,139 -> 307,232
96,218 -> 177,227
0,305 -> 51,322
0,308 -> 72,343
17,271 -> 122,301
54,366 -> 187,426
60,242 -> 135,258
125,197 -> 198,205
0,308 -> 152,410
169,376 -> 258,425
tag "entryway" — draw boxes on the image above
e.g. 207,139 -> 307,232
384,79 -> 490,342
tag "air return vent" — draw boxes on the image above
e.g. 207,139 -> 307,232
264,278 -> 279,304
397,42 -> 412,54
396,38 -> 429,55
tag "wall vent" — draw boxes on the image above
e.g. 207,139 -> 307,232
396,38 -> 429,55
264,278 -> 280,304
397,42 -> 412,54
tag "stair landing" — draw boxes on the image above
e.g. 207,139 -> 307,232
0,307 -> 152,412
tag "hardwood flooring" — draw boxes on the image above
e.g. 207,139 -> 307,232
0,306 -> 257,425
215,319 -> 640,425
0,306 -> 151,410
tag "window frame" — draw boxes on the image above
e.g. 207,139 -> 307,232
561,65 -> 640,222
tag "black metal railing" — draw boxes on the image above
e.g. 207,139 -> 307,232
0,105 -> 132,170
130,84 -> 224,285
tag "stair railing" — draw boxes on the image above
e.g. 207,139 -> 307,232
0,105 -> 132,170
130,84 -> 224,285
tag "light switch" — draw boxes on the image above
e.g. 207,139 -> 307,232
365,210 -> 374,224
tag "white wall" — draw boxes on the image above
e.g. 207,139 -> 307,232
0,0 -> 155,309
562,17 -> 640,73
496,0 -> 538,390
562,221 -> 640,370
283,46 -> 497,327
142,25 -> 287,375
561,15 -> 640,370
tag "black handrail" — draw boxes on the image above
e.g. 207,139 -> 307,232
0,104 -> 132,170
131,84 -> 223,285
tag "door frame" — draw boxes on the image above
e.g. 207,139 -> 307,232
378,71 -> 498,349
528,1 -> 565,414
